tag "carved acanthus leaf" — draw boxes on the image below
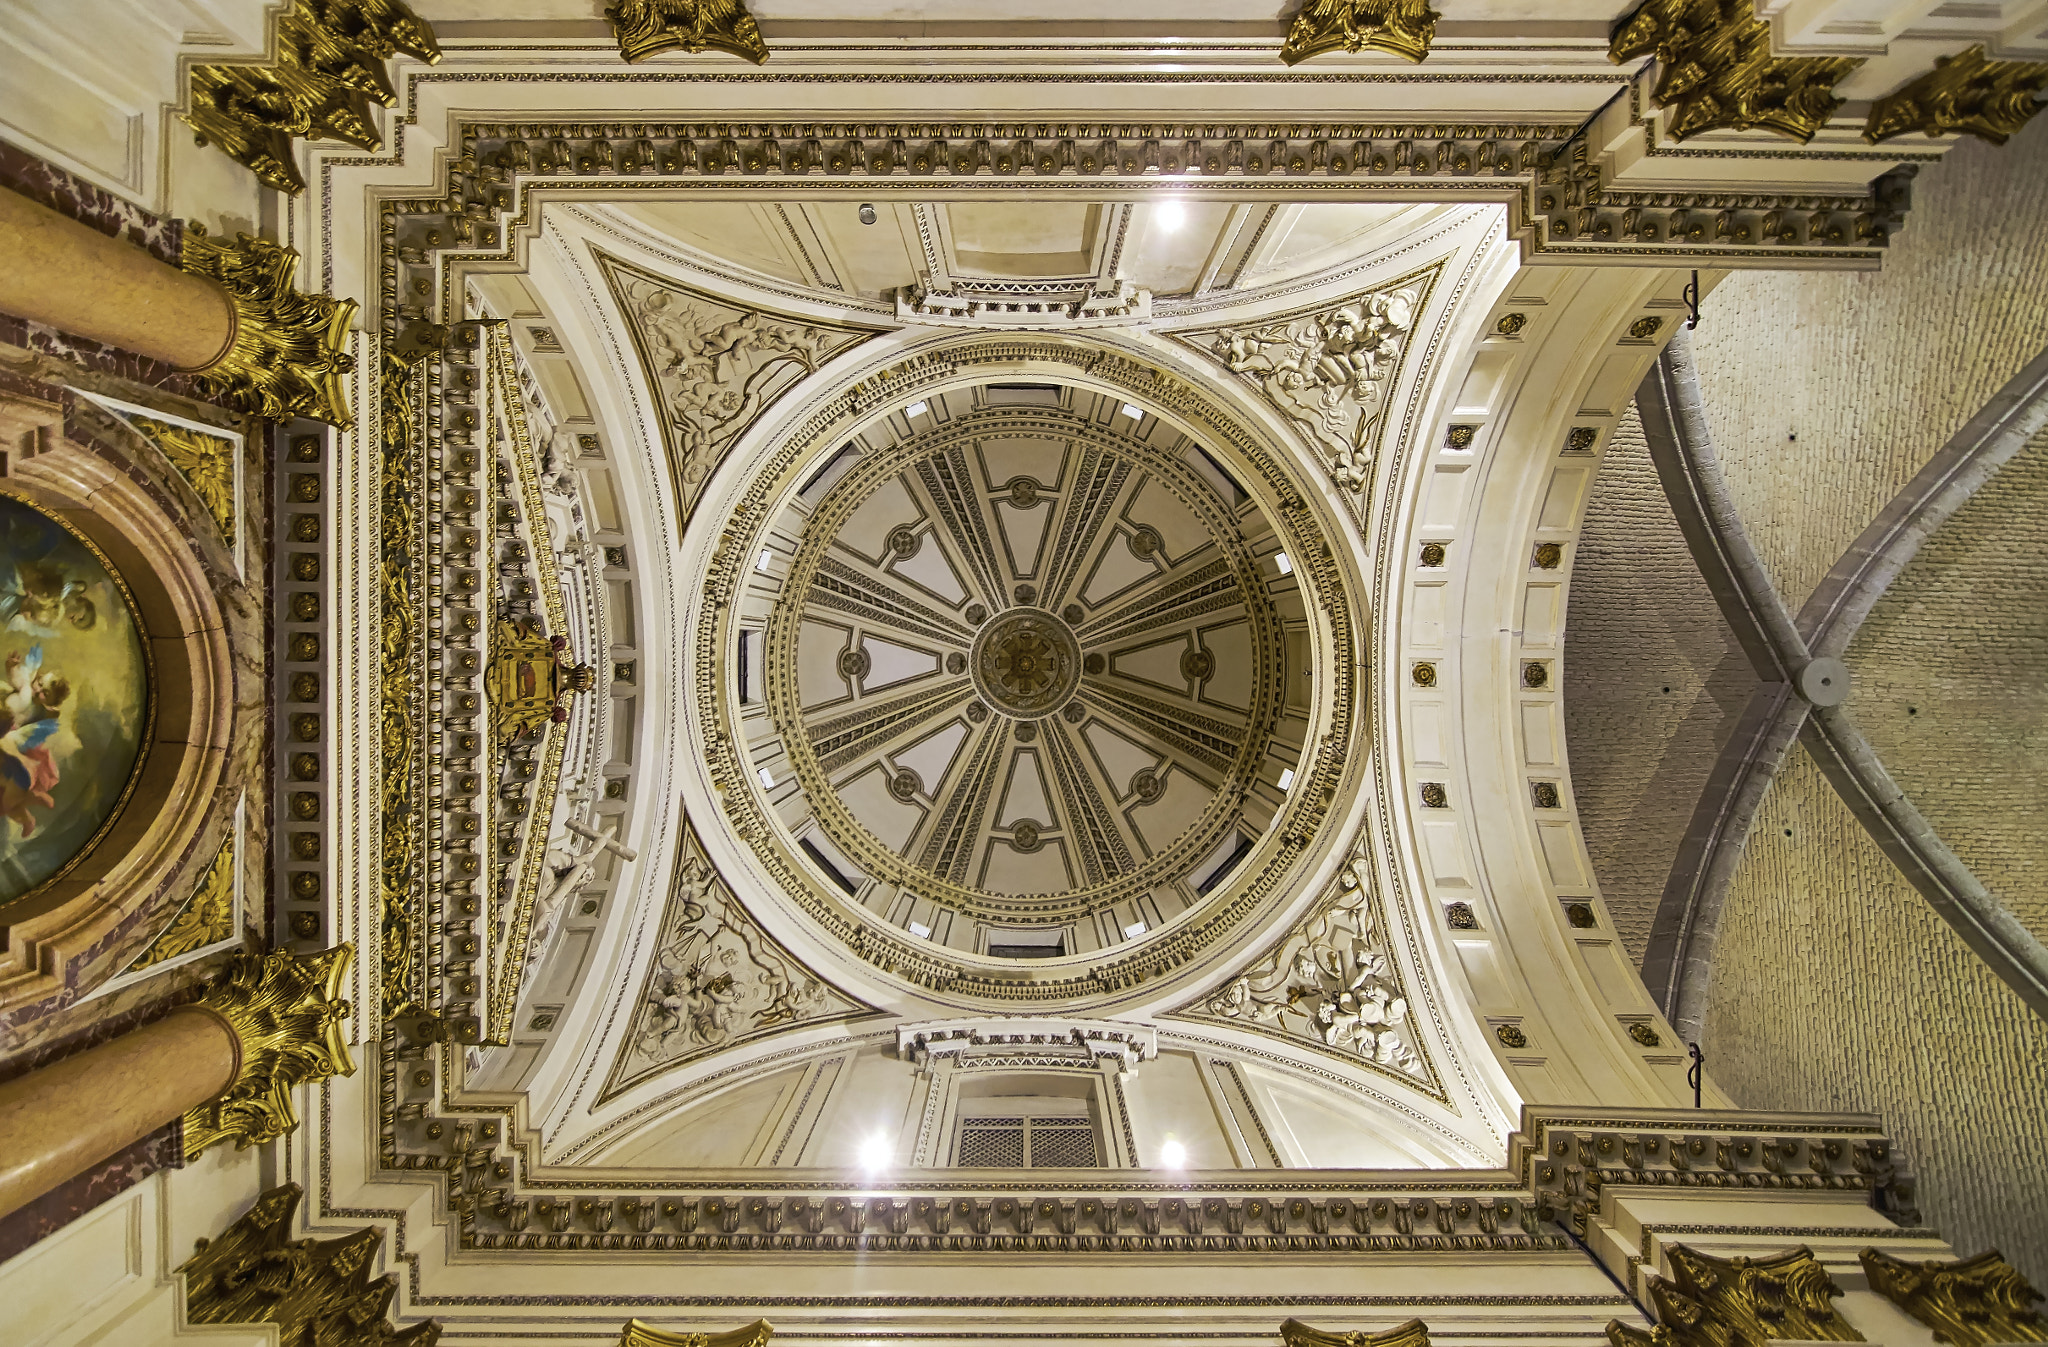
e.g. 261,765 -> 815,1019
1610,0 -> 1863,142
131,415 -> 238,548
182,1182 -> 439,1345
1607,1244 -> 1864,1347
603,257 -> 876,522
1175,843 -> 1434,1088
1860,1247 -> 2048,1347
606,0 -> 769,65
184,0 -> 442,194
181,228 -> 357,425
1863,46 -> 2048,146
183,945 -> 356,1157
1185,267 -> 1436,493
1281,0 -> 1439,65
127,828 -> 236,972
603,821 -> 870,1099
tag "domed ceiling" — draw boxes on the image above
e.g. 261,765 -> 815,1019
761,397 -> 1293,929
707,358 -> 1358,1005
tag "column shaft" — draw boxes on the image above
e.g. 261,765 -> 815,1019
0,1005 -> 240,1221
0,189 -> 238,371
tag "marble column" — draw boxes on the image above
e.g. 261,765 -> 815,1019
0,187 -> 238,371
0,1005 -> 239,1222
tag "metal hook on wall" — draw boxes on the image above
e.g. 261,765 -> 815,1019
1683,270 -> 1702,330
1687,1042 -> 1705,1107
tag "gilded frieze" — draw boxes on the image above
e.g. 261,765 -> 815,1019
607,0 -> 769,65
1859,1248 -> 2048,1347
184,0 -> 441,194
1181,264 -> 1440,493
602,820 -> 872,1101
1864,46 -> 2048,146
1281,0 -> 1439,65
1175,842 -> 1440,1095
600,255 -> 878,524
378,351 -> 426,1018
1610,0 -> 1863,143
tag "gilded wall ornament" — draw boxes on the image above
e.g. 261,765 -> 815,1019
606,0 -> 770,65
1280,0 -> 1439,65
1607,1244 -> 1864,1347
1194,265 -> 1438,492
1282,1318 -> 1432,1347
181,228 -> 356,425
1864,46 -> 2048,146
1184,845 -> 1432,1084
486,618 -> 595,745
184,945 -> 356,1157
126,829 -> 237,972
183,1182 -> 439,1345
131,415 -> 238,548
184,0 -> 441,194
621,1320 -> 774,1347
602,257 -> 874,523
1610,0 -> 1863,142
1859,1247 -> 2048,1347
603,822 -> 869,1100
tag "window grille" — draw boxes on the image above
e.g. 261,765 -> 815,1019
955,1116 -> 1098,1168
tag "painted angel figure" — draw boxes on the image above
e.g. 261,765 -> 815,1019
0,645 -> 77,840
0,562 -> 96,636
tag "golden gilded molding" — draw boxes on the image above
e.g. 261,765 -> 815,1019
1282,1318 -> 1432,1347
606,0 -> 769,65
183,1182 -> 438,1345
184,0 -> 441,194
379,353 -> 426,1018
127,829 -> 236,973
183,945 -> 355,1157
181,227 -> 356,425
1610,0 -> 1863,142
1281,0 -> 1439,65
1860,1247 -> 2048,1347
1864,46 -> 2048,146
620,1319 -> 774,1347
132,414 -> 238,547
1607,1244 -> 1863,1347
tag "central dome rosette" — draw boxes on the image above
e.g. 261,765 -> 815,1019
703,341 -> 1362,1002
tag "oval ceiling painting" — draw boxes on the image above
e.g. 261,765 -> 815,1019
0,494 -> 150,909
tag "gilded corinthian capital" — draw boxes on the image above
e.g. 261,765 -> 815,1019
184,0 -> 442,194
1611,0 -> 1863,142
1607,1244 -> 1864,1347
181,227 -> 357,426
1864,46 -> 2048,145
605,0 -> 770,65
1860,1247 -> 2048,1347
183,945 -> 356,1158
1281,0 -> 1439,65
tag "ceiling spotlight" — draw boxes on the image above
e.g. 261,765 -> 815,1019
1274,551 -> 1293,575
1278,768 -> 1296,792
1159,1137 -> 1188,1168
758,767 -> 775,789
1157,200 -> 1186,232
905,400 -> 929,418
859,203 -> 878,225
859,1134 -> 893,1170
1123,920 -> 1147,939
1120,402 -> 1144,420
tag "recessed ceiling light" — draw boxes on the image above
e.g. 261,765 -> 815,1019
1159,1138 -> 1187,1167
1275,551 -> 1293,575
906,400 -> 929,418
1157,200 -> 1186,232
859,1134 -> 892,1169
756,548 -> 773,572
1278,768 -> 1295,791
1123,920 -> 1147,939
758,767 -> 775,788
909,921 -> 932,939
1121,403 -> 1144,419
